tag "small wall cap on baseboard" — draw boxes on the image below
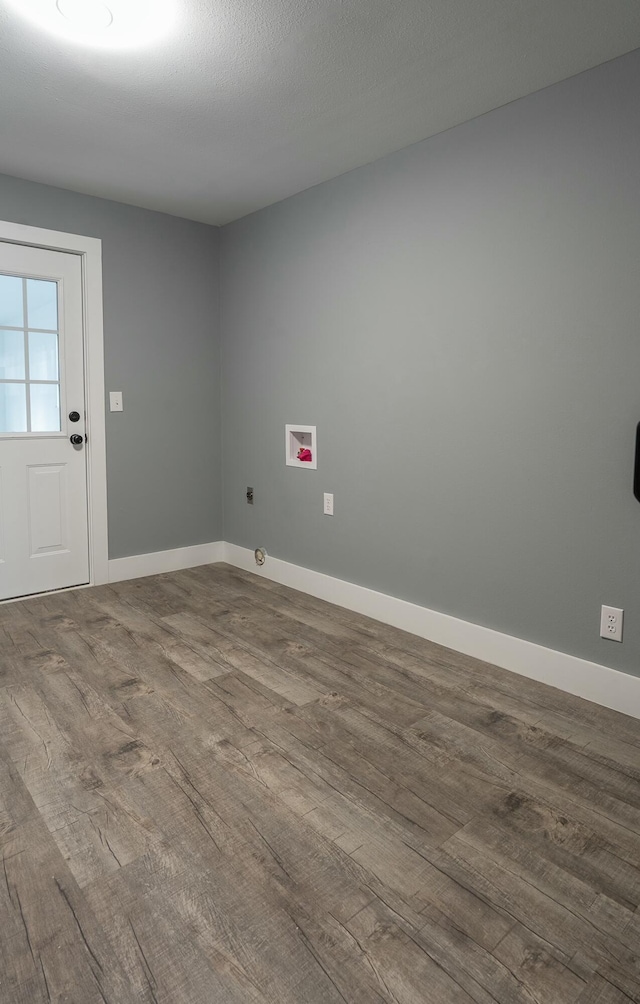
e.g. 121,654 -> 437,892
254,547 -> 267,566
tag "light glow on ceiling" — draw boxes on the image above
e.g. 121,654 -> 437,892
5,0 -> 176,49
56,0 -> 113,31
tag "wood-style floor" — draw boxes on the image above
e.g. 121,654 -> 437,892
1,564 -> 639,1004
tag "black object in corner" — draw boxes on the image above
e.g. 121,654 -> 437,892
630,421 -> 634,501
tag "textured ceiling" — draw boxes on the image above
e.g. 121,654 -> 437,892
1,0 -> 639,225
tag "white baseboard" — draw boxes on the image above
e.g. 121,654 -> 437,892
104,539 -> 640,719
223,542 -> 640,721
108,541 -> 224,583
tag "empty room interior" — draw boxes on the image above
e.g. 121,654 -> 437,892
1,1 -> 640,1001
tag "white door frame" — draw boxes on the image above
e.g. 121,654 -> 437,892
0,219 -> 109,587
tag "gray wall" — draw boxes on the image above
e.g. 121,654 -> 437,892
220,49 -> 640,678
0,174 -> 222,559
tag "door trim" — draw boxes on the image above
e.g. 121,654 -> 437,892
0,220 -> 108,587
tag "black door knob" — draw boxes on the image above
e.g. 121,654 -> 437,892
69,411 -> 80,422
70,434 -> 83,446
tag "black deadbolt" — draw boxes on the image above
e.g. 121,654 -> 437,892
70,434 -> 83,446
69,411 -> 81,422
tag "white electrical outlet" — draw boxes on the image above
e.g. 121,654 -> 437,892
323,492 -> 334,516
109,391 -> 123,412
600,605 -> 623,642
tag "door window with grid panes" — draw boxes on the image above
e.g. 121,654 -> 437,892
0,273 -> 61,433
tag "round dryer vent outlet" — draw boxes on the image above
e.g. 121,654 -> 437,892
254,547 -> 267,566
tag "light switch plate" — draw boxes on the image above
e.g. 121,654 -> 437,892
109,391 -> 123,412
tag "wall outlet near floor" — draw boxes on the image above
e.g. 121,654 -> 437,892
246,487 -> 254,505
323,492 -> 334,516
600,605 -> 623,642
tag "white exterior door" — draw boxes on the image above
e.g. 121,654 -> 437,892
0,242 -> 90,600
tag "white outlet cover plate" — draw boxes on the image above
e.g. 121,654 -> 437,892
600,604 -> 623,642
109,391 -> 123,412
323,492 -> 334,516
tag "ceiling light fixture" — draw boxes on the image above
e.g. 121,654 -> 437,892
5,0 -> 175,49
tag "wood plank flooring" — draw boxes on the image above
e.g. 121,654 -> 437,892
1,562 -> 639,1003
